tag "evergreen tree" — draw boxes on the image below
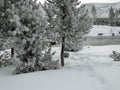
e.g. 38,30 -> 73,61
47,0 -> 92,66
43,1 -> 58,40
91,5 -> 96,24
0,0 -> 11,38
109,7 -> 115,19
6,0 -> 58,74
0,0 -> 20,57
114,9 -> 120,26
109,7 -> 115,26
115,9 -> 119,19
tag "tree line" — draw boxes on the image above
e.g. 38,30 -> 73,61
91,5 -> 120,26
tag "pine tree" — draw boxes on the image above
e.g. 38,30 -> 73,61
65,5 -> 92,52
114,9 -> 120,26
47,0 -> 92,66
0,0 -> 20,58
6,0 -> 58,74
91,5 -> 96,24
115,9 -> 119,19
0,0 -> 11,38
109,7 -> 115,26
43,1 -> 58,40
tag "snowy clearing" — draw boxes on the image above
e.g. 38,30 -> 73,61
86,25 -> 120,36
0,45 -> 120,90
83,25 -> 120,46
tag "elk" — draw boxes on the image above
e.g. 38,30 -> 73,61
98,33 -> 103,36
98,33 -> 103,38
112,33 -> 115,36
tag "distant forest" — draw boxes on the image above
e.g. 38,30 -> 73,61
94,18 -> 120,26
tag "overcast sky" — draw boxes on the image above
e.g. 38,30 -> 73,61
38,0 -> 120,4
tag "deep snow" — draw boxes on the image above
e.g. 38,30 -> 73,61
0,45 -> 120,90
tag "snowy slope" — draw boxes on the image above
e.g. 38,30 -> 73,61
84,2 -> 120,18
1,45 -> 120,90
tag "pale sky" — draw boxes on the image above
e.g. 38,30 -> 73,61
38,0 -> 120,4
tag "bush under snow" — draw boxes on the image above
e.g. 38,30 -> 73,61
0,50 -> 12,67
110,51 -> 120,61
14,48 -> 59,74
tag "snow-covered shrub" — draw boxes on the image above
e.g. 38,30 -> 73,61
64,53 -> 69,58
0,50 -> 12,67
40,48 -> 59,70
14,48 -> 59,74
64,42 -> 82,52
110,51 -> 120,61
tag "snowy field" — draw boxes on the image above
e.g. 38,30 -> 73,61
86,25 -> 120,36
0,45 -> 120,90
83,25 -> 120,46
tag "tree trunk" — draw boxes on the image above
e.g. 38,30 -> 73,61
61,36 -> 65,66
11,48 -> 14,58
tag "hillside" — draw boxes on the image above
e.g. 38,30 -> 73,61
84,2 -> 120,18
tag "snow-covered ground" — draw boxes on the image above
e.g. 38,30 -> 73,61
86,25 -> 120,36
0,45 -> 120,90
